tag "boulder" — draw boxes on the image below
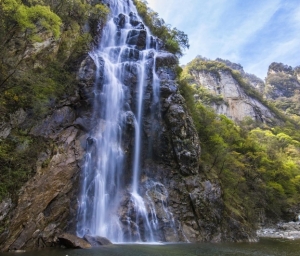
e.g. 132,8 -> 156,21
83,235 -> 112,247
77,55 -> 97,87
95,236 -> 113,245
58,233 -> 91,249
155,53 -> 178,70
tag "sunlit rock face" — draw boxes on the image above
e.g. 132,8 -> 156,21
216,58 -> 265,94
191,68 -> 274,123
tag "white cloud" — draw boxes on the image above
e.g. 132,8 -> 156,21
246,39 -> 300,79
146,0 -> 300,78
219,1 -> 281,56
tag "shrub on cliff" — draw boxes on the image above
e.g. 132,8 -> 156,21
133,0 -> 189,57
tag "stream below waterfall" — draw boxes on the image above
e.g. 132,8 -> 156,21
2,239 -> 300,256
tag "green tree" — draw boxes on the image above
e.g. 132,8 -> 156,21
133,0 -> 189,57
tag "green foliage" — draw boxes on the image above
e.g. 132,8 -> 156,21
273,91 -> 300,117
41,0 -> 109,26
184,57 -> 229,79
0,0 -> 109,93
0,0 -> 109,203
0,133 -> 49,201
133,0 -> 189,57
178,74 -> 300,222
194,86 -> 225,105
1,59 -> 78,117
1,0 -> 62,41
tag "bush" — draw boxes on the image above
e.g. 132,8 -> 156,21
0,134 -> 49,201
133,0 -> 189,57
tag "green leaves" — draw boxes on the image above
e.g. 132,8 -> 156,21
1,0 -> 62,41
0,134 -> 48,201
133,0 -> 189,57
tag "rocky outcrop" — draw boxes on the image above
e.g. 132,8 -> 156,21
110,50 -> 255,242
0,198 -> 13,222
216,58 -> 265,94
265,62 -> 300,99
190,68 -> 274,122
0,112 -> 86,251
258,221 -> 300,240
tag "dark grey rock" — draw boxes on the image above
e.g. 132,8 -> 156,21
120,47 -> 140,62
77,55 -> 97,87
30,106 -> 76,138
0,198 -> 12,222
114,13 -> 126,29
83,235 -> 112,247
129,12 -> 140,26
126,29 -> 147,50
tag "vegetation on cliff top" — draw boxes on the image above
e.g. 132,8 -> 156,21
133,0 -> 189,57
265,64 -> 300,118
183,56 -> 296,123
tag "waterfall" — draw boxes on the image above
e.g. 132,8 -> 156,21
76,0 -> 175,243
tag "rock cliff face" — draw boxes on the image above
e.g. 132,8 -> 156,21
216,58 -> 265,94
265,62 -> 300,99
264,62 -> 300,116
0,1 -> 257,252
0,82 -> 91,251
186,58 -> 274,123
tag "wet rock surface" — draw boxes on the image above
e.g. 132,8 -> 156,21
126,29 -> 147,50
258,222 -> 300,240
84,235 -> 112,246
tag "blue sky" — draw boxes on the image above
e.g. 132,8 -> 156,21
146,0 -> 300,79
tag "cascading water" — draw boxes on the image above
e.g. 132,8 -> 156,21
77,0 -> 176,243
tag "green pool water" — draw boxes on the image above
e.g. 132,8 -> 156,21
1,238 -> 299,256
